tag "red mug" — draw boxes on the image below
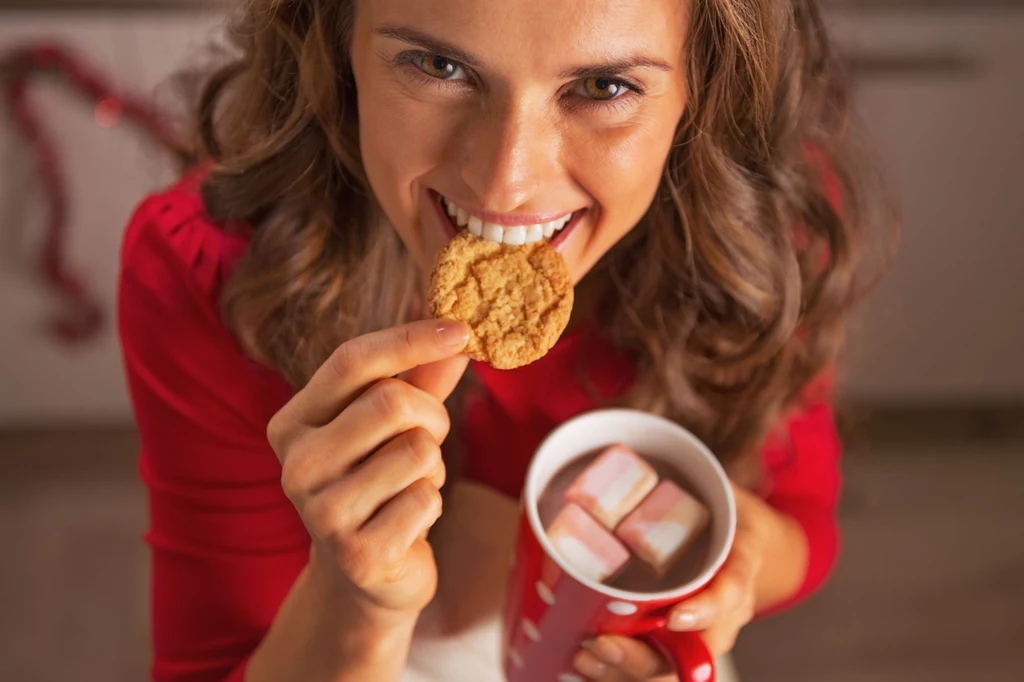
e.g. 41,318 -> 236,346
502,409 -> 737,682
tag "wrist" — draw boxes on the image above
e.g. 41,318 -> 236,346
335,609 -> 418,669
246,563 -> 421,682
306,546 -> 421,651
310,574 -> 419,681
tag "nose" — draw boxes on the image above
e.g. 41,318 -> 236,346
457,95 -> 560,213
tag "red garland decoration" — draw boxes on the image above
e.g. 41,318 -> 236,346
1,43 -> 187,343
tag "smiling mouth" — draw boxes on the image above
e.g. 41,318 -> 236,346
437,194 -> 578,246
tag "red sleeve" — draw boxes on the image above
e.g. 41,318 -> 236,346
118,183 -> 306,682
758,389 -> 843,614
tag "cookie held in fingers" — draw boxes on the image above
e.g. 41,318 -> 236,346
428,232 -> 574,370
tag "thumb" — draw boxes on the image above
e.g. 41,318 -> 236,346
401,353 -> 471,402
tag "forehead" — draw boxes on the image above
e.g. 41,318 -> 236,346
361,0 -> 689,71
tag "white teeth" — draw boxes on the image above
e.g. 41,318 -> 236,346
503,225 -> 526,246
483,222 -> 504,243
544,215 -> 572,237
443,195 -> 574,244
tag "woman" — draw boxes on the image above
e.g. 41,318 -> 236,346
118,0 -> 890,680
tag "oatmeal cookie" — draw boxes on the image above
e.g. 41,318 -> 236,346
428,232 -> 574,369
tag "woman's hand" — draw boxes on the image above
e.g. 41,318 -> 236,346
572,484 -> 771,681
266,319 -> 471,624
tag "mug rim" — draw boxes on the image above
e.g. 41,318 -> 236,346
524,408 -> 737,603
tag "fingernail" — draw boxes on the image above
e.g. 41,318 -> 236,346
593,638 -> 623,665
436,321 -> 469,348
575,653 -> 607,678
669,610 -> 700,631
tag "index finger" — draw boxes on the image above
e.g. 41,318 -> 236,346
287,319 -> 470,427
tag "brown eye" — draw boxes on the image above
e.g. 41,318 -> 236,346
416,54 -> 465,80
579,77 -> 630,100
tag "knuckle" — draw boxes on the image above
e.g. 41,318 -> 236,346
718,576 -> 746,610
733,538 -> 763,571
740,597 -> 756,623
279,456 -> 309,503
277,431 -> 322,502
400,325 -> 417,352
327,340 -> 361,381
409,479 -> 442,517
303,493 -> 344,541
377,536 -> 406,574
356,532 -> 405,586
265,411 -> 290,454
434,457 -> 449,490
617,639 -> 662,678
403,428 -> 442,475
266,415 -> 282,451
642,650 -> 667,678
372,378 -> 415,422
338,534 -> 377,588
436,406 -> 452,442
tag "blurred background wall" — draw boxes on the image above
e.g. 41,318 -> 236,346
0,2 -> 219,425
2,2 -> 1023,423
1,1 -> 1021,681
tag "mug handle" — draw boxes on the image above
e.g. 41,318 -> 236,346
645,628 -> 715,682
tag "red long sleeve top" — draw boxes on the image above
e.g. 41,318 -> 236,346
118,172 -> 842,682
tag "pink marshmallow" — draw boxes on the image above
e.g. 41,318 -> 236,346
616,480 -> 710,578
564,444 -> 659,529
547,503 -> 630,583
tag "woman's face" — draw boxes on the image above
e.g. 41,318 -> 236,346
350,0 -> 689,284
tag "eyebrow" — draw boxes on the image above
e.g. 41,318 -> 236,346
559,57 -> 673,79
377,24 -> 673,77
377,25 -> 482,67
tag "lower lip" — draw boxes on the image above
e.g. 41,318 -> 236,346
430,191 -> 584,252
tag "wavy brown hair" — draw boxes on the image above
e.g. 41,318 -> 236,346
196,0 -> 893,475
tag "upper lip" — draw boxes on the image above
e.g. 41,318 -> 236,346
434,191 -> 577,226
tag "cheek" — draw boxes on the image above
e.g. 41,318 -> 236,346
357,79 -> 462,224
573,121 -> 676,240
359,87 -> 420,204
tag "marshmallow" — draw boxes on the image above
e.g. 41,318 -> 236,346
547,503 -> 630,583
616,480 -> 710,578
564,444 -> 659,529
